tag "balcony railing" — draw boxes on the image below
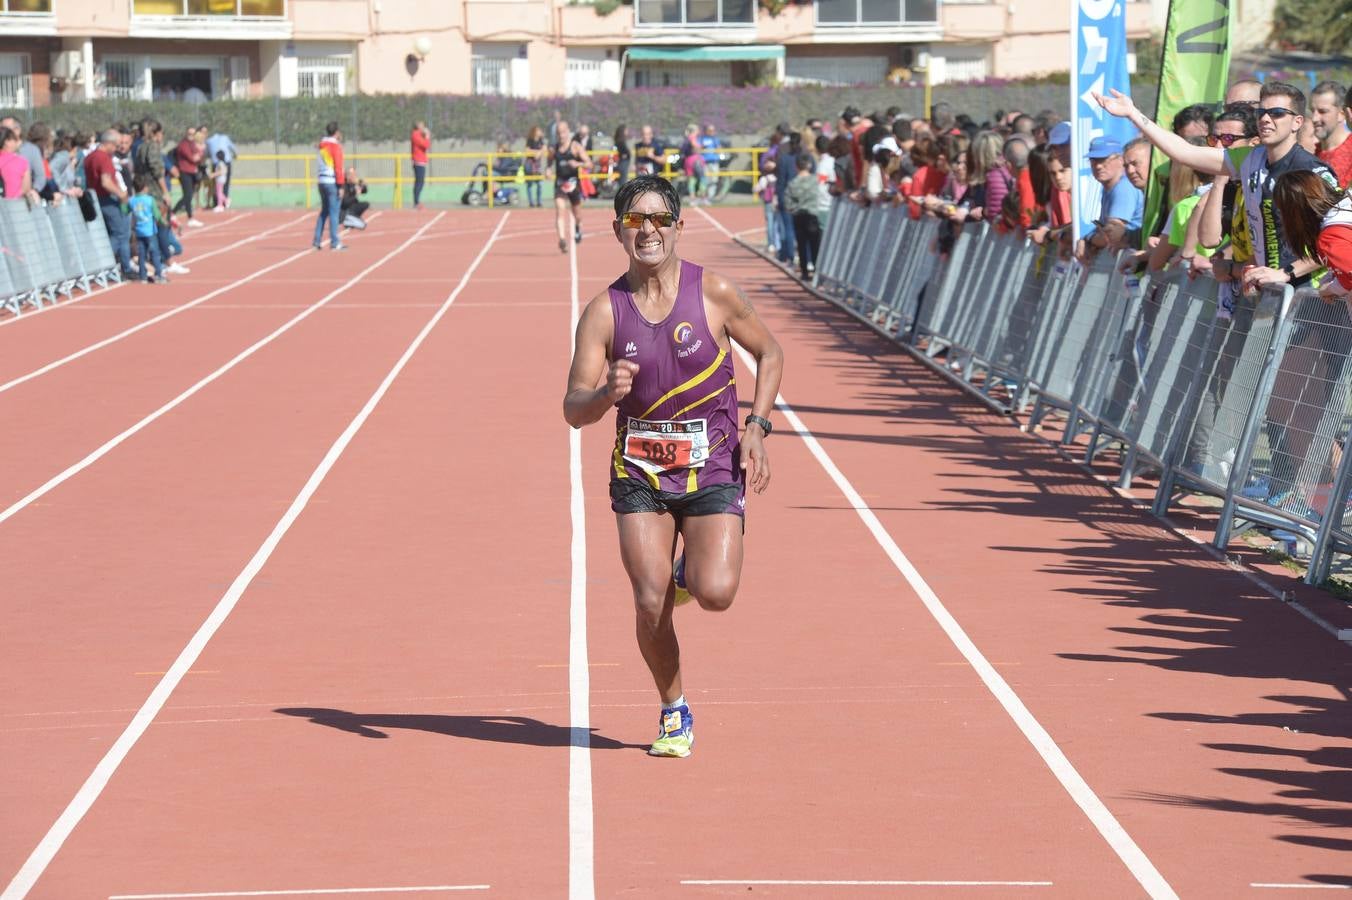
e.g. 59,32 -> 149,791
814,0 -> 937,27
634,0 -> 754,28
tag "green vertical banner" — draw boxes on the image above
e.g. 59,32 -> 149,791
1144,0 -> 1232,244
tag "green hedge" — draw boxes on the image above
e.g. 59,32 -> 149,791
6,80 -> 1117,146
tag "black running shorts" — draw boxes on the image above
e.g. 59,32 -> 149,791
609,478 -> 745,521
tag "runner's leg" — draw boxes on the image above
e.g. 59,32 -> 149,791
677,513 -> 743,612
554,192 -> 570,250
616,512 -> 682,704
571,198 -> 583,242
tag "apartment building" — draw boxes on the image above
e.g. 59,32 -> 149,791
0,0 -> 1151,107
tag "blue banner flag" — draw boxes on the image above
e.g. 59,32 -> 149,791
1071,0 -> 1136,240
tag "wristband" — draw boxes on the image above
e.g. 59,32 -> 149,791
744,414 -> 772,436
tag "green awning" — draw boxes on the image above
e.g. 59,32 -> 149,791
626,45 -> 785,63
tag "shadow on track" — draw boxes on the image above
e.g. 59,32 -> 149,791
276,707 -> 647,751
717,250 -> 1352,878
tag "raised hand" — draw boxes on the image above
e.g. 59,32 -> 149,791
1092,88 -> 1138,120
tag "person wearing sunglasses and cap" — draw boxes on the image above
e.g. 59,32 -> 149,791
563,175 -> 784,759
1095,81 -> 1338,292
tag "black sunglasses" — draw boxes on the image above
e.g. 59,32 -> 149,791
1256,106 -> 1297,120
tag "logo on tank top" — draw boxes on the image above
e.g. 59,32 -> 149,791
673,320 -> 703,358
624,341 -> 638,357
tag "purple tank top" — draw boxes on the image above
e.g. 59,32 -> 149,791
608,260 -> 741,493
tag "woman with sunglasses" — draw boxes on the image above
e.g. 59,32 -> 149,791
563,175 -> 784,758
1095,81 -> 1338,293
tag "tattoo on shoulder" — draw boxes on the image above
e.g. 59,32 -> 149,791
734,284 -> 755,318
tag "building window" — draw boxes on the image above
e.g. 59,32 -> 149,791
815,0 -> 936,25
635,0 -> 753,27
0,53 -> 30,108
2,0 -> 53,12
132,0 -> 285,16
784,55 -> 888,86
472,56 -> 510,96
101,56 -> 142,100
297,55 -> 347,97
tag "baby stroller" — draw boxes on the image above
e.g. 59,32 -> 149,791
460,162 -> 519,207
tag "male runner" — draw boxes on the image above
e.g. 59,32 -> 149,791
563,175 -> 784,758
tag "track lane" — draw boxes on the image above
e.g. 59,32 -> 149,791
671,207 -> 1351,895
0,213 -> 508,891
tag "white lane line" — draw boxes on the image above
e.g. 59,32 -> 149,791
0,211 -> 440,528
109,887 -> 488,898
681,881 -> 1054,887
0,214 -> 305,330
0,210 -> 503,900
567,216 -> 595,900
1252,886 -> 1352,891
693,206 -> 1178,900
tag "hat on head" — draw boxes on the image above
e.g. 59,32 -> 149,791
872,135 -> 901,156
1087,135 -> 1123,158
1048,121 -> 1072,146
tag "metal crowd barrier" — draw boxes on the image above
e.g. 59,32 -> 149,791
810,194 -> 1352,586
0,197 -> 120,316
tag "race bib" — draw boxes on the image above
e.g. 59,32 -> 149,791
622,417 -> 709,475
560,178 -> 579,193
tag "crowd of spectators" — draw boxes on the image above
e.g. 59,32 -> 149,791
738,79 -> 1352,301
0,113 -> 244,285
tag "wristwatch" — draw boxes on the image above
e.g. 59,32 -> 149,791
1281,262 -> 1296,281
745,414 -> 773,436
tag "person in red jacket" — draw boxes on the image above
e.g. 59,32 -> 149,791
171,126 -> 203,227
410,121 -> 430,210
1274,170 -> 1352,297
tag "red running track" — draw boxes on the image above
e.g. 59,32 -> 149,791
1,207 -> 1348,900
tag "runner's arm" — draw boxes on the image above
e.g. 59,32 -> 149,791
564,293 -> 623,428
1092,89 -> 1228,176
705,272 -> 784,493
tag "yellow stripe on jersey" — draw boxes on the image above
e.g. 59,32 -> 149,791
612,428 -> 628,479
669,377 -> 735,420
686,467 -> 698,493
640,347 -> 728,419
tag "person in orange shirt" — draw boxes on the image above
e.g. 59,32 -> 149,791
410,121 -> 431,210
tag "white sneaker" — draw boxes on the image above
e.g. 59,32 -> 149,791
166,262 -> 190,275
212,206 -> 225,214
187,218 -> 204,228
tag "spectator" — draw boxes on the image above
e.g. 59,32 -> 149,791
970,131 -> 1010,225
1310,81 -> 1352,187
1146,139 -> 1215,272
1297,116 -> 1319,154
84,128 -> 134,278
209,149 -> 229,212
864,136 -> 898,204
128,174 -> 166,284
633,125 -> 662,177
172,126 -> 204,227
814,133 -> 835,210
131,119 -> 187,276
1274,169 -> 1352,297
341,166 -> 370,229
611,124 -> 630,189
775,130 -> 799,264
1172,104 -> 1215,139
408,120 -> 430,210
19,123 -> 51,200
576,123 -> 594,153
680,123 -> 705,203
827,133 -> 855,194
700,123 -> 723,201
313,121 -> 347,251
1011,114 -> 1035,138
205,128 -> 238,209
0,127 -> 34,202
755,157 -> 779,254
1028,146 -> 1071,245
526,125 -> 547,206
1226,78 -> 1263,107
785,153 -> 825,279
930,101 -> 957,136
50,133 -> 80,192
1033,110 -> 1062,146
1096,81 -> 1338,290
1077,135 -> 1144,260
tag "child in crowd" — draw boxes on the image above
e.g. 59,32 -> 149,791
128,175 -> 165,284
211,150 -> 229,212
756,158 -> 779,254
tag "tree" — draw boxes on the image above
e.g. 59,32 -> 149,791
1270,0 -> 1352,56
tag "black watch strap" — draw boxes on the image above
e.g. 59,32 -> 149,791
745,414 -> 772,436
1281,262 -> 1296,280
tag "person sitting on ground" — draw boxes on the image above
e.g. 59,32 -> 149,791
340,167 -> 370,230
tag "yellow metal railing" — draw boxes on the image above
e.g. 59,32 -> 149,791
232,147 -> 767,209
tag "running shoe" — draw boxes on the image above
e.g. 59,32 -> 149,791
672,555 -> 692,607
166,262 -> 190,275
332,243 -> 348,252
574,226 -> 583,244
559,237 -> 567,254
648,703 -> 694,758
187,218 -> 204,228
